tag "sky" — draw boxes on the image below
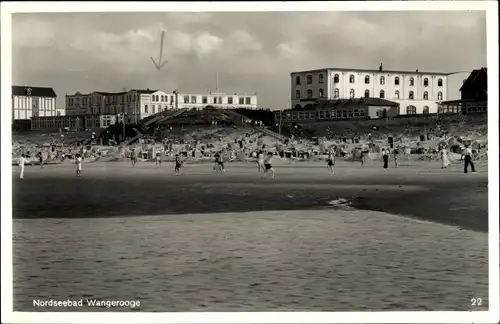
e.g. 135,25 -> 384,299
11,10 -> 487,110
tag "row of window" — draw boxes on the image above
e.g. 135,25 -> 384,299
295,89 -> 443,101
290,109 -> 367,120
296,74 -> 444,87
182,96 -> 253,105
68,94 -> 139,106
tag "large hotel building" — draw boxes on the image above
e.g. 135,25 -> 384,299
290,65 -> 451,116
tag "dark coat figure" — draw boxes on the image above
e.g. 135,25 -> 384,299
382,149 -> 389,169
463,146 -> 476,173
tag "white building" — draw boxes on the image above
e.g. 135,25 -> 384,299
290,65 -> 451,115
12,86 -> 62,120
66,89 -> 258,122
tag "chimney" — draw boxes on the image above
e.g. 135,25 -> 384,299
379,63 -> 383,72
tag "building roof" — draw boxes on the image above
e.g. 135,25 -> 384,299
459,67 -> 487,92
133,89 -> 159,94
12,86 -> 57,98
290,67 -> 452,76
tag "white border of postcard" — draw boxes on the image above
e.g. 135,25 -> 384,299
1,1 -> 499,324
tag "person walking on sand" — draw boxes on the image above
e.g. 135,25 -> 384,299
439,146 -> 451,169
257,150 -> 265,173
218,151 -> 226,172
262,152 -> 276,179
130,149 -> 137,167
18,154 -> 26,179
326,150 -> 335,175
75,154 -> 83,177
174,154 -> 183,176
155,152 -> 162,167
393,147 -> 400,168
382,148 -> 389,169
462,145 -> 476,173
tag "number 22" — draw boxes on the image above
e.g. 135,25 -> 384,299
471,298 -> 482,306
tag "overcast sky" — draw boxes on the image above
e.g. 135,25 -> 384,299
12,10 -> 486,109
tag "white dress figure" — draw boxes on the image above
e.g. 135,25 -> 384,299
440,148 -> 451,168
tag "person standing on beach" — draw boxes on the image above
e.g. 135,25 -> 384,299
213,152 -> 221,173
462,145 -> 476,173
18,154 -> 26,179
326,150 -> 335,175
382,148 -> 389,169
174,154 -> 183,176
439,146 -> 451,169
38,151 -> 44,169
75,154 -> 83,177
262,152 -> 276,179
130,149 -> 137,167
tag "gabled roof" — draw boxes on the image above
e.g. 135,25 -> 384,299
95,91 -> 128,96
12,86 -> 57,98
291,68 -> 452,76
459,68 -> 487,92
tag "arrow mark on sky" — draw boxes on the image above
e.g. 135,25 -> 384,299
151,30 -> 168,70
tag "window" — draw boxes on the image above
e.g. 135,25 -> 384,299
395,90 -> 400,99
245,97 -> 251,105
160,95 -> 164,101
228,97 -> 233,104
364,90 -> 370,98
334,89 -> 339,98
437,92 -> 443,100
395,77 -> 400,85
171,95 -> 175,104
239,97 -> 244,105
423,91 -> 429,100
349,89 -> 355,98
217,96 -> 222,104
379,90 -> 385,99
202,96 -> 208,104
438,78 -> 443,87
184,96 -> 189,103
333,74 -> 339,83
380,76 -> 385,85
423,106 -> 430,114
423,78 -> 429,87
319,74 -> 324,83
354,109 -> 359,117
360,109 -> 365,117
307,75 -> 313,84
319,89 -> 324,98
364,75 -> 370,84
295,90 -> 301,99
307,89 -> 313,99
349,75 -> 355,83
409,91 -> 414,100
144,105 -> 149,113
191,96 -> 197,104
406,105 -> 417,115
152,105 -> 156,114
296,76 -> 301,85
409,77 -> 415,86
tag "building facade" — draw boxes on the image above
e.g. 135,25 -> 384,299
31,114 -> 121,131
66,89 -> 258,122
290,66 -> 450,116
438,67 -> 487,115
276,98 -> 400,123
12,86 -> 61,121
